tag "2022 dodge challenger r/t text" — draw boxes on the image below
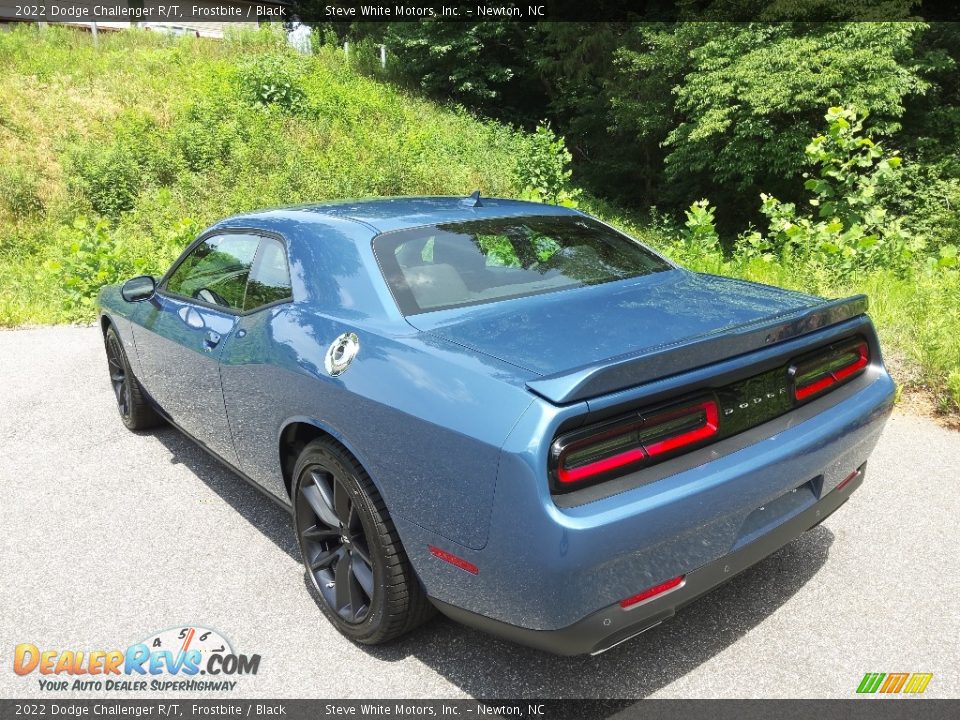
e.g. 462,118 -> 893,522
98,196 -> 895,655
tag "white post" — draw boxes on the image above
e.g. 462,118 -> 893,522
91,21 -> 99,47
343,41 -> 349,59
380,44 -> 386,69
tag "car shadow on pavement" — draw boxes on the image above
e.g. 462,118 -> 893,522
360,524 -> 836,700
151,423 -> 835,701
153,427 -> 300,561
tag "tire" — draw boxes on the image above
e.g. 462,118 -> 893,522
293,438 -> 434,644
103,325 -> 162,431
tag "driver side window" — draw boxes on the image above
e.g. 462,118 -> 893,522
165,234 -> 260,310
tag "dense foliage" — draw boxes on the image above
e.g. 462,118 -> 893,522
365,20 -> 960,245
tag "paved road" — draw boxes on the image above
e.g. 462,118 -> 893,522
1,326 -> 958,700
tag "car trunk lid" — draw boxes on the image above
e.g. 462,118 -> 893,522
405,270 -> 868,404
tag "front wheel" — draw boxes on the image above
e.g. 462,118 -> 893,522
293,439 -> 434,644
104,325 -> 162,431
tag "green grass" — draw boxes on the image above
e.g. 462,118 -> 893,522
0,25 -> 529,322
1,25 -> 957,415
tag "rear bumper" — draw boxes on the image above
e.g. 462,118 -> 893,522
432,465 -> 864,655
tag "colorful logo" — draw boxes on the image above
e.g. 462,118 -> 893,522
857,672 -> 933,695
12,626 -> 260,692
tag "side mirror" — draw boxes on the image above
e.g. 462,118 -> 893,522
121,275 -> 156,303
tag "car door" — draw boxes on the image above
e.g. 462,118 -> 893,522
216,235 -> 296,499
133,232 -> 262,465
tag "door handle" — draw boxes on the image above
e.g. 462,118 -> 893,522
204,330 -> 221,350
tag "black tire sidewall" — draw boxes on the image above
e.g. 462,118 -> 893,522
105,327 -> 135,429
293,442 -> 391,643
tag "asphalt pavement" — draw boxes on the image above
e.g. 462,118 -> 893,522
1,326 -> 958,699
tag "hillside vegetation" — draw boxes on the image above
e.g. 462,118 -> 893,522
0,25 -> 529,321
0,25 -> 957,416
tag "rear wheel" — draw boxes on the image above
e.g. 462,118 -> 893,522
293,438 -> 434,644
104,325 -> 162,431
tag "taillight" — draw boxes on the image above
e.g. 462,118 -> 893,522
549,335 -> 872,494
791,339 -> 869,402
552,398 -> 719,489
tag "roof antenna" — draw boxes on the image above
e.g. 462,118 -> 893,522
461,189 -> 483,208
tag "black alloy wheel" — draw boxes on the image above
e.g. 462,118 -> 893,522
298,466 -> 375,624
103,325 -> 161,431
292,439 -> 434,644
106,329 -> 132,419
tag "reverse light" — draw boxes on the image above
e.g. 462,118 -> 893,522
553,398 -> 720,488
792,339 -> 869,402
620,575 -> 686,609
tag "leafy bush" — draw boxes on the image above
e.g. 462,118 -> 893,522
45,217 -> 147,313
237,54 -> 307,113
0,165 -> 44,217
737,107 -> 929,276
653,199 -> 726,273
882,159 -> 960,253
515,124 -> 581,206
67,143 -> 142,218
171,99 -> 248,173
66,112 -> 181,218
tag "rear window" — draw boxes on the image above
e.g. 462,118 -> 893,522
373,215 -> 672,315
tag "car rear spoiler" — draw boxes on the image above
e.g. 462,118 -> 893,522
525,294 -> 869,405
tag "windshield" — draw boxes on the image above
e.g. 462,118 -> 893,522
373,215 -> 672,315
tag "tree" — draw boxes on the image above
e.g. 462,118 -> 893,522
611,22 -> 928,223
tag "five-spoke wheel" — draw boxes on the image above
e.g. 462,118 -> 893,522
298,468 -> 376,623
293,438 -> 434,644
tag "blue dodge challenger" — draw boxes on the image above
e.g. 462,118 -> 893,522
98,195 -> 895,654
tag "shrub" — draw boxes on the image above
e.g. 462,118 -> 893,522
738,107 -> 926,276
0,165 -> 44,217
515,124 -> 581,206
883,160 -> 960,253
67,142 -> 142,217
45,217 -> 147,313
172,99 -> 248,173
66,112 -> 181,218
948,370 -> 960,412
237,54 -> 307,114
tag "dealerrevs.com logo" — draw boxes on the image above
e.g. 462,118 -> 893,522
13,626 -> 260,692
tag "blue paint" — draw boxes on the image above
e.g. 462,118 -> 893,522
99,196 -> 895,637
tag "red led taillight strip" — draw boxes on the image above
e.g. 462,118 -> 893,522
555,399 -> 720,486
794,341 -> 869,401
644,400 -> 719,457
556,446 -> 647,485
